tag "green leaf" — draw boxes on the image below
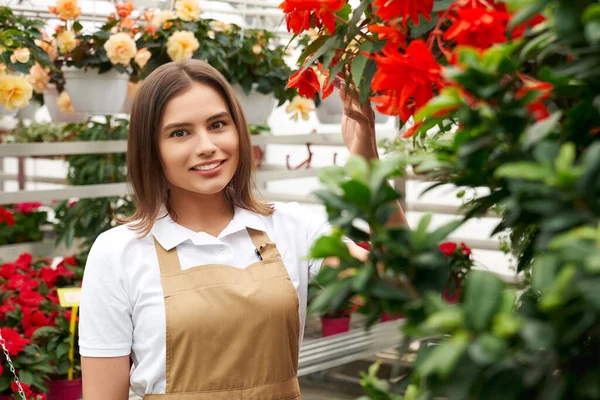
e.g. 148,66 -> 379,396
341,180 -> 371,210
350,43 -> 372,90
508,0 -> 550,31
56,342 -> 71,359
318,166 -> 346,191
19,370 -> 34,385
521,320 -> 555,349
310,235 -> 351,259
464,271 -> 504,331
555,142 -> 576,173
297,35 -> 330,64
415,88 -> 461,122
426,219 -> 464,248
345,155 -> 370,183
416,332 -> 469,378
468,334 -> 507,366
522,111 -> 562,149
495,162 -> 550,181
584,20 -> 600,44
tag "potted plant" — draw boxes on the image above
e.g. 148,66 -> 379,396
49,0 -> 139,115
0,7 -> 54,117
0,253 -> 82,399
137,5 -> 295,123
0,203 -> 48,246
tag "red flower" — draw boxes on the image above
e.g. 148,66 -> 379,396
373,0 -> 433,26
370,40 -> 443,122
443,5 -> 511,49
63,256 -> 77,266
39,267 -> 60,287
0,362 -> 3,376
287,66 -> 321,99
0,327 -> 30,356
17,289 -> 45,308
279,0 -> 346,35
64,309 -> 80,324
0,208 -> 15,226
56,263 -> 75,279
22,308 -> 51,338
460,242 -> 472,255
367,23 -> 406,48
14,202 -> 43,214
516,74 -> 553,121
439,242 -> 457,256
11,382 -> 33,397
0,262 -> 16,279
0,298 -> 16,319
15,253 -> 33,271
511,13 -> 545,39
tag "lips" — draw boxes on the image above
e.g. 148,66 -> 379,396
190,160 -> 224,171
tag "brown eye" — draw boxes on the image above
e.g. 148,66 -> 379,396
169,130 -> 187,138
211,121 -> 227,130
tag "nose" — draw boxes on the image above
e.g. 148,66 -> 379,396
194,131 -> 217,157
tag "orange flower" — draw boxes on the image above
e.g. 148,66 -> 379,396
443,3 -> 511,49
279,0 -> 346,35
370,40 -> 443,122
115,2 -> 134,18
373,0 -> 433,26
286,67 -> 321,100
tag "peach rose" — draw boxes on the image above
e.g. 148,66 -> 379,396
53,0 -> 81,20
104,33 -> 137,66
134,48 -> 151,69
28,63 -> 51,94
56,30 -> 77,53
10,48 -> 30,64
0,74 -> 33,110
151,10 -> 175,29
35,38 -> 58,61
166,31 -> 199,62
175,0 -> 201,22
57,91 -> 75,113
252,44 -> 262,55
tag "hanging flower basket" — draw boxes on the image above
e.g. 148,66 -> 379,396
63,67 -> 129,115
232,84 -> 276,125
43,84 -> 87,123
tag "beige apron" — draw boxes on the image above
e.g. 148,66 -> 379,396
145,227 -> 302,400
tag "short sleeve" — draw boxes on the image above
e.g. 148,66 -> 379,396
78,233 -> 133,357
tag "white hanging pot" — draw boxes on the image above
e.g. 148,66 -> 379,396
316,87 -> 390,124
63,67 -> 129,115
232,84 -> 276,125
43,84 -> 88,123
0,105 -> 18,118
17,99 -> 41,121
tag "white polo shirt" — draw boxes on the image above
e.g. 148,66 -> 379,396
78,202 -> 335,397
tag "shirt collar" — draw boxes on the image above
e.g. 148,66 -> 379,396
150,206 -> 267,251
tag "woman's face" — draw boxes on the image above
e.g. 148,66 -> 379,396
158,82 -> 239,199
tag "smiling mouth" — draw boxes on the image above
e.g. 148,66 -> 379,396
190,160 -> 224,171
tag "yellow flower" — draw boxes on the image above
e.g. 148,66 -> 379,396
0,74 -> 33,110
210,21 -> 232,32
175,0 -> 201,22
10,48 -> 31,64
0,64 -> 7,76
166,31 -> 199,62
57,91 -> 75,114
56,30 -> 77,53
151,10 -> 175,28
252,44 -> 262,55
28,63 -> 51,94
35,38 -> 58,61
286,96 -> 314,121
54,0 -> 81,20
104,33 -> 137,66
134,48 -> 151,69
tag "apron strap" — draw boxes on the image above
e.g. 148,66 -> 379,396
246,227 -> 280,260
153,237 -> 182,275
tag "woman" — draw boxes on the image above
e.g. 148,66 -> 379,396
79,60 -> 407,399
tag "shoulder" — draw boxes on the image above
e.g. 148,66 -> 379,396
269,202 -> 324,225
88,223 -> 152,264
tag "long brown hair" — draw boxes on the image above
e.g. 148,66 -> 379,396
121,60 -> 273,236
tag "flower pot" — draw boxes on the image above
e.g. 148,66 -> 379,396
43,84 -> 87,123
0,395 -> 15,399
381,312 -> 404,322
46,378 -> 82,400
0,104 -> 18,118
316,88 -> 390,124
63,67 -> 129,115
16,100 -> 41,120
321,313 -> 351,337
232,84 -> 276,125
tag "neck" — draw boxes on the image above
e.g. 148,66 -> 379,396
167,188 -> 234,237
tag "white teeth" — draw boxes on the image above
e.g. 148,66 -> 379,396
192,162 -> 220,171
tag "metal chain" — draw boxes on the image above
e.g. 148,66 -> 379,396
0,332 -> 28,400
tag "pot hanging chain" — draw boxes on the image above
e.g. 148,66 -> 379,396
0,331 -> 28,400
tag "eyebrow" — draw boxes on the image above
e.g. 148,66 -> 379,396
162,112 -> 232,133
